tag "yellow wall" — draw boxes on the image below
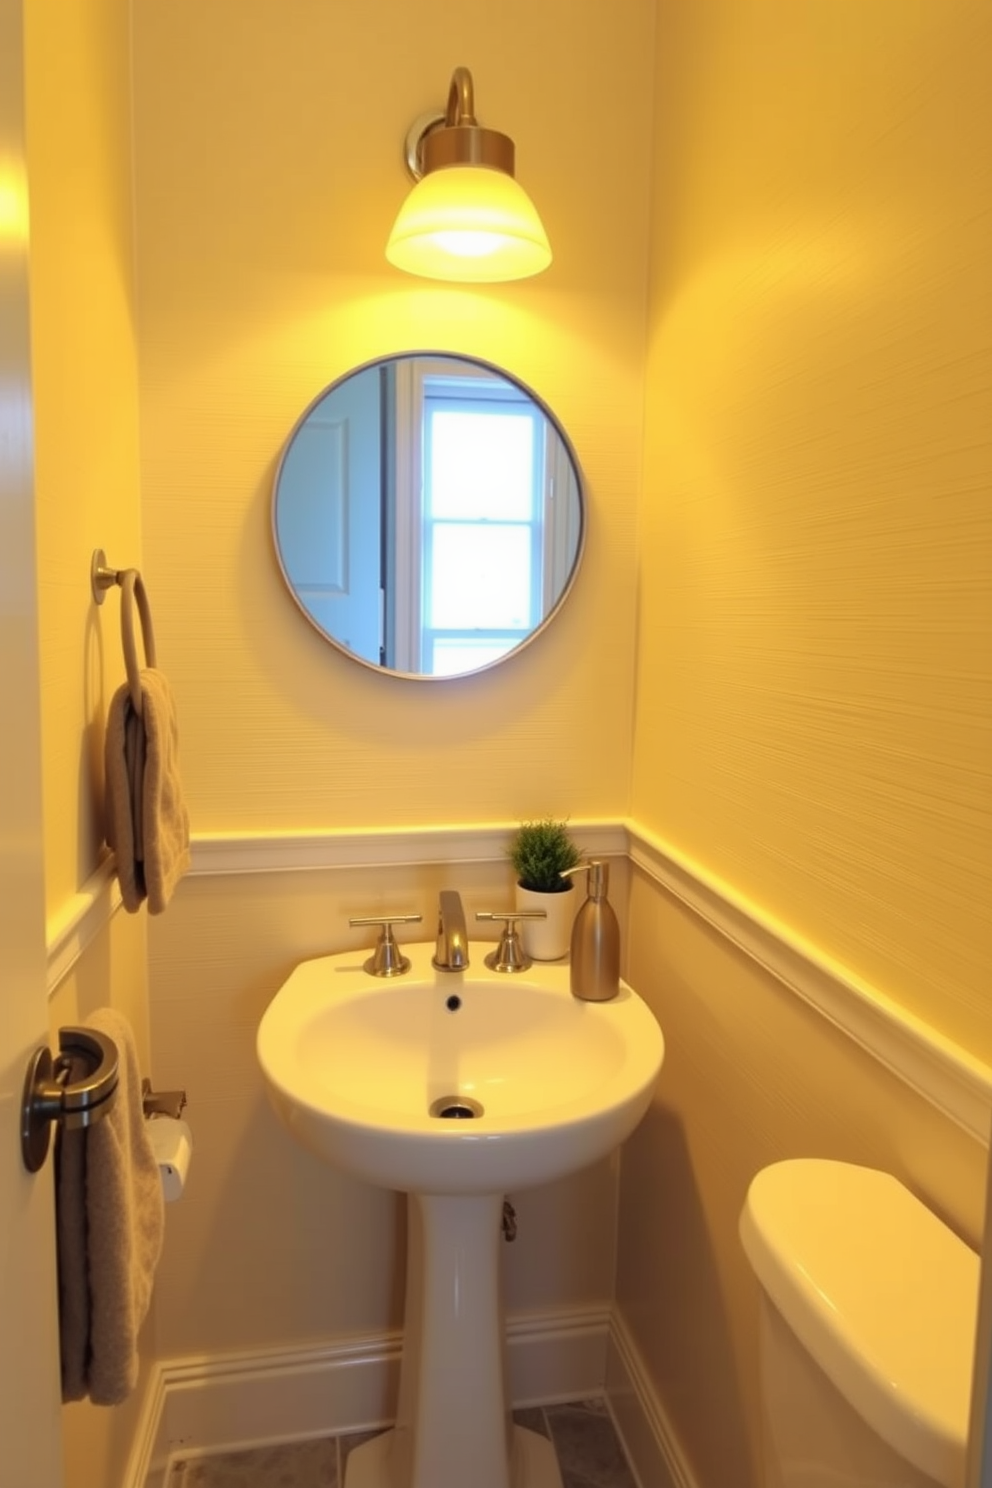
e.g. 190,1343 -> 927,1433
631,0 -> 992,1058
23,2 -> 992,1481
618,4 -> 992,1483
618,874 -> 989,1487
127,0 -> 653,1392
24,5 -> 151,1485
131,0 -> 654,834
25,0 -> 145,921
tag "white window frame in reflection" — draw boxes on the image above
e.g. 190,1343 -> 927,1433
391,359 -> 555,676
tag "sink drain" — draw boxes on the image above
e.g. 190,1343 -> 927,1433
429,1095 -> 484,1120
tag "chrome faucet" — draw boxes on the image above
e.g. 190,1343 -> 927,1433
433,889 -> 469,972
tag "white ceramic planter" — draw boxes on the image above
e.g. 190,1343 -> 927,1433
514,882 -> 577,961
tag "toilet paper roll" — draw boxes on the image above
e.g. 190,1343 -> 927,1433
146,1116 -> 193,1202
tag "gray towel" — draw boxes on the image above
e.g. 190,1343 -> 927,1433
57,1008 -> 165,1405
105,667 -> 190,914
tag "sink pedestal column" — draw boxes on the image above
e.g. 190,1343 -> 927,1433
345,1191 -> 562,1488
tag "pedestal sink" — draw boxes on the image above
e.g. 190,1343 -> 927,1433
257,940 -> 664,1488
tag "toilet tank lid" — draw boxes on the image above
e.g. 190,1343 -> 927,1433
740,1159 -> 979,1488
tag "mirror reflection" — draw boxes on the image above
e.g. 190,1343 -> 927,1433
272,354 -> 584,679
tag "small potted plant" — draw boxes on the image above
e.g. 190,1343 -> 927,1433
508,818 -> 584,960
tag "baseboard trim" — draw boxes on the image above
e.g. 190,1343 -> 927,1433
606,1311 -> 699,1488
125,1305 -> 610,1488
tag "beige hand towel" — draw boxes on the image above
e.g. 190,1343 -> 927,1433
57,1118 -> 90,1402
105,667 -> 190,914
57,1008 -> 165,1405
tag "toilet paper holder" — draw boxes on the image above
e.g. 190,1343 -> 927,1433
142,1079 -> 187,1121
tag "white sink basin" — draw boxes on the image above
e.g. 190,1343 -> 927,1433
257,940 -> 664,1195
258,935 -> 664,1488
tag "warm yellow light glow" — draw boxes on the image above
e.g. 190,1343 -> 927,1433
0,163 -> 29,245
386,165 -> 552,283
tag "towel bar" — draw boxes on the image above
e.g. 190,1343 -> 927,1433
21,1026 -> 120,1173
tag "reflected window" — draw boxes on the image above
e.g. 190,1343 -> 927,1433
421,384 -> 542,674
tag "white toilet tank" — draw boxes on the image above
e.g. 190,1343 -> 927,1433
740,1160 -> 979,1488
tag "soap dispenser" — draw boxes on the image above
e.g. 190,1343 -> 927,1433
561,860 -> 620,1001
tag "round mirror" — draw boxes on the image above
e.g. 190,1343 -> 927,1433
272,353 -> 585,679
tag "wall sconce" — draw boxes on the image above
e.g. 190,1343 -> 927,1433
386,66 -> 552,283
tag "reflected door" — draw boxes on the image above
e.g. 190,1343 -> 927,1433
275,368 -> 382,661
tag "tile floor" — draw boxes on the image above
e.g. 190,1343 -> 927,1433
168,1398 -> 638,1488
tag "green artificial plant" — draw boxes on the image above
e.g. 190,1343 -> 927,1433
508,817 -> 583,894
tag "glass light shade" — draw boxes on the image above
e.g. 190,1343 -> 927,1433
386,165 -> 552,283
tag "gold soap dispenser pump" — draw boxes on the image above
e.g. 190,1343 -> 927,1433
561,860 -> 620,1001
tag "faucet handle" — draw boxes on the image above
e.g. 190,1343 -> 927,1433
349,914 -> 423,978
475,910 -> 547,974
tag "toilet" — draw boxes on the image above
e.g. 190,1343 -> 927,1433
740,1159 -> 980,1488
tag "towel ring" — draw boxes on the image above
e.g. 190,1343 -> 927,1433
21,1027 -> 120,1173
91,549 -> 158,715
